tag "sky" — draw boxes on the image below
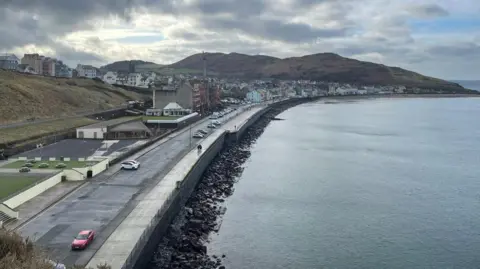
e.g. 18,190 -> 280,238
0,0 -> 479,80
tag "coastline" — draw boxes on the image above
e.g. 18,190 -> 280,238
146,101 -> 305,269
318,93 -> 480,101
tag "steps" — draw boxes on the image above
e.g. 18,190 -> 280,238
0,211 -> 14,227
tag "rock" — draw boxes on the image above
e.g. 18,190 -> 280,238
150,101 -> 306,268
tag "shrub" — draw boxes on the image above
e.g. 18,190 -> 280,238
0,228 -> 111,269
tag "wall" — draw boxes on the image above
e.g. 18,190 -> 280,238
3,172 -> 63,209
0,203 -> 19,219
76,127 -> 105,139
130,132 -> 226,269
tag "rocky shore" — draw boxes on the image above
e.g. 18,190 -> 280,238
147,99 -> 307,269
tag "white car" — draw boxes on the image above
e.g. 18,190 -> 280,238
121,160 -> 140,170
197,129 -> 208,135
193,133 -> 204,138
211,120 -> 221,125
207,124 -> 217,128
45,260 -> 66,269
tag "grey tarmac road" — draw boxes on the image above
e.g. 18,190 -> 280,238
16,108 -> 246,267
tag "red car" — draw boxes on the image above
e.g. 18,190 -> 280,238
71,230 -> 95,250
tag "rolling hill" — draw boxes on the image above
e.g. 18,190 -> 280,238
100,60 -> 156,72
168,52 -> 467,91
0,70 -> 146,124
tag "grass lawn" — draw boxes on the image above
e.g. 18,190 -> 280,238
142,116 -> 180,120
3,160 -> 98,169
0,117 -> 98,144
0,176 -> 43,200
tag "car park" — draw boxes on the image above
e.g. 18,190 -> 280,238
121,160 -> 140,170
71,230 -> 95,250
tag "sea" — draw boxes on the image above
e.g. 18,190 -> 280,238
452,80 -> 480,91
207,97 -> 480,269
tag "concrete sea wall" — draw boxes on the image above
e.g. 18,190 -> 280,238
87,98 -> 309,269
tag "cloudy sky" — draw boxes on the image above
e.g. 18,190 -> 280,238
0,0 -> 479,80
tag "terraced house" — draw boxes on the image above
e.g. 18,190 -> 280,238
0,54 -> 20,70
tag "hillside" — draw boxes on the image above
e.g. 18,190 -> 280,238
0,70 -> 145,124
100,60 -> 155,72
169,52 -> 468,91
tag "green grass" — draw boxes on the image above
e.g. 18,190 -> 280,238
0,117 -> 98,144
2,160 -> 98,169
0,176 -> 42,200
142,116 -> 181,120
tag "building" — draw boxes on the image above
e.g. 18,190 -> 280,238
21,53 -> 44,74
0,54 -> 20,70
76,64 -> 97,78
16,64 -> 36,74
153,81 -> 195,113
162,102 -> 191,116
103,71 -> 118,84
127,73 -> 142,86
42,58 -> 56,76
246,90 -> 263,103
76,117 -> 152,140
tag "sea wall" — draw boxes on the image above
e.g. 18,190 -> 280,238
86,98 -> 309,269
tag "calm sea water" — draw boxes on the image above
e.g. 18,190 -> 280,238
208,97 -> 480,269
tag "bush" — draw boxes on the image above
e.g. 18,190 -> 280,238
0,228 -> 111,269
38,163 -> 49,168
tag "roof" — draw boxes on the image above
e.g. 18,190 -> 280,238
163,102 -> 183,110
109,121 -> 152,134
78,117 -> 141,130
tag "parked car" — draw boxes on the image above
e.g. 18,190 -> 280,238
197,129 -> 208,135
211,120 -> 222,125
121,160 -> 140,170
71,230 -> 95,250
193,133 -> 204,138
207,124 -> 216,128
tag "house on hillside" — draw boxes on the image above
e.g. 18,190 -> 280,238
0,54 -> 20,70
103,71 -> 118,84
21,54 -> 44,74
246,90 -> 262,103
127,73 -> 142,86
76,64 -> 97,78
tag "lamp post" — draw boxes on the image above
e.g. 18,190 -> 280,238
189,123 -> 192,148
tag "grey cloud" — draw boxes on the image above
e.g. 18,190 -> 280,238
408,4 -> 449,18
198,17 -> 348,43
427,43 -> 480,57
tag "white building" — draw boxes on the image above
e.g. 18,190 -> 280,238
76,64 -> 97,78
163,102 -> 191,116
126,73 -> 141,86
0,54 -> 20,70
103,71 -> 118,84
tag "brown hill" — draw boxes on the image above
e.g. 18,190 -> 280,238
0,70 -> 145,124
169,52 -> 468,91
